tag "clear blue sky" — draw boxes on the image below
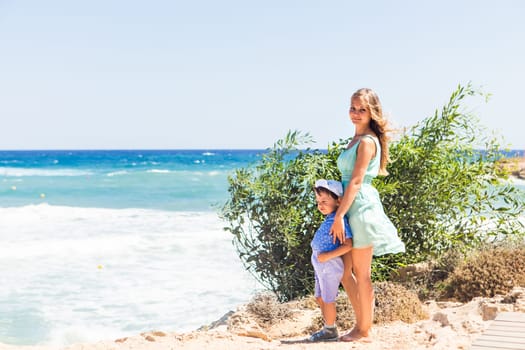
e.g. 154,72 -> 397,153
1,0 -> 524,150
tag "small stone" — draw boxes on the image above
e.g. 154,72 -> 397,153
480,303 -> 498,321
432,312 -> 449,327
144,335 -> 156,342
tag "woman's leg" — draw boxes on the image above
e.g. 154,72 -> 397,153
341,247 -> 373,341
340,251 -> 360,331
352,247 -> 374,338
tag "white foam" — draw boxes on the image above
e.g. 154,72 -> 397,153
147,169 -> 171,173
0,204 -> 259,346
106,170 -> 129,176
46,324 -> 125,348
509,177 -> 525,187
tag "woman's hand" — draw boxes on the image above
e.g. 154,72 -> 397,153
330,215 -> 346,244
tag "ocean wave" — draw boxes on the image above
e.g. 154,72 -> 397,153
0,204 -> 226,258
106,170 -> 129,177
202,152 -> 215,156
509,177 -> 525,187
0,160 -> 22,164
0,167 -> 93,177
147,169 -> 171,174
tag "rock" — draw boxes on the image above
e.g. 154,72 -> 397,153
508,287 -> 525,312
151,331 -> 167,337
432,312 -> 450,327
233,329 -> 271,341
227,307 -> 271,341
140,332 -> 164,342
144,335 -> 156,342
199,310 -> 234,331
479,303 -> 498,321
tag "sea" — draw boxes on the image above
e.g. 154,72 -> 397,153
1,149 -> 524,347
0,150 -> 265,347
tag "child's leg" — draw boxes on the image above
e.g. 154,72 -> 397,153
316,296 -> 324,307
308,257 -> 342,342
312,254 -> 325,322
315,296 -> 325,323
321,301 -> 336,326
318,257 -> 344,326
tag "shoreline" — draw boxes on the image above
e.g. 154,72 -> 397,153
498,156 -> 525,179
2,287 -> 524,350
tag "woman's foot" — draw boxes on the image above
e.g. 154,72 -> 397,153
340,328 -> 372,343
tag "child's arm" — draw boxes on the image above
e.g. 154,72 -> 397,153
317,239 -> 353,263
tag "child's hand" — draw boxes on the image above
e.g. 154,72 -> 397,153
317,252 -> 330,263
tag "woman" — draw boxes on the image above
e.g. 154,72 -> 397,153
330,88 -> 405,342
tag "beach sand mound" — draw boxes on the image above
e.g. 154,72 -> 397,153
498,156 -> 525,179
2,287 -> 524,350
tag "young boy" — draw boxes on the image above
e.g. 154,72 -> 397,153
309,179 -> 353,342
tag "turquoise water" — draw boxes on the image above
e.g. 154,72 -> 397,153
0,150 -> 264,346
0,150 -> 264,210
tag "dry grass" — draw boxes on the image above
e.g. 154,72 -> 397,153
445,245 -> 525,302
373,282 -> 428,324
245,292 -> 295,326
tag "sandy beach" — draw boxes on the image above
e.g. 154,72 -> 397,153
499,156 -> 525,179
1,287 -> 523,350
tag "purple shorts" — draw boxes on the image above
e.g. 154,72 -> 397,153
311,251 -> 344,303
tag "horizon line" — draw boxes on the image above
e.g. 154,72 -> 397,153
0,148 -> 274,152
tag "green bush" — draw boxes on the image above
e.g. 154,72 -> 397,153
380,83 -> 524,260
221,84 -> 525,301
220,131 -> 345,301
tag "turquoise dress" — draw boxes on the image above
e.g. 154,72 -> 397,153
337,135 -> 405,256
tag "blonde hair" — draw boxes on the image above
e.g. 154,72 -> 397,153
351,88 -> 390,176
